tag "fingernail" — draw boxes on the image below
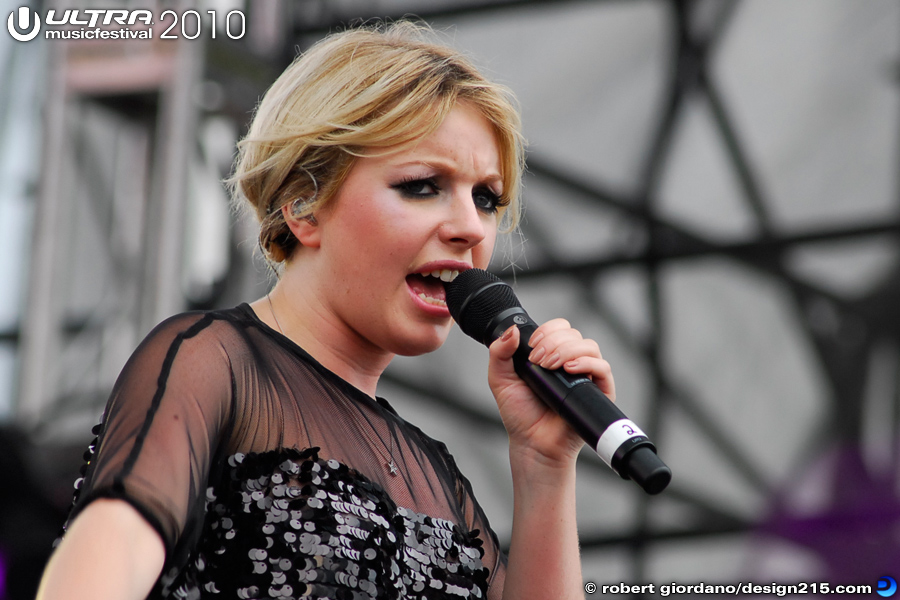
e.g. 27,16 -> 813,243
529,346 -> 546,363
529,332 -> 544,347
542,352 -> 560,368
565,359 -> 579,369
500,326 -> 516,342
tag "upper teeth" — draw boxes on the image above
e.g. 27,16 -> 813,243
427,269 -> 459,282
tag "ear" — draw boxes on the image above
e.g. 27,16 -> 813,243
281,203 -> 321,248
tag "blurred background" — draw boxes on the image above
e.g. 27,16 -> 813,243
1,0 -> 899,597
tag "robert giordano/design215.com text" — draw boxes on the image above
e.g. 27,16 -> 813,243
584,581 -> 875,596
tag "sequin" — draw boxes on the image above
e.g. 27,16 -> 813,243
158,448 -> 490,599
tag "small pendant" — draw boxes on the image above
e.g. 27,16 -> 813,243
388,459 -> 398,476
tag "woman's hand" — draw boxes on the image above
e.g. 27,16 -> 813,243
491,318 -> 609,600
487,318 -> 615,468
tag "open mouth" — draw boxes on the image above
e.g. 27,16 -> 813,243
406,269 -> 460,308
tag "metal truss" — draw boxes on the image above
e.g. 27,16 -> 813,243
272,0 -> 900,581
8,0 -> 898,586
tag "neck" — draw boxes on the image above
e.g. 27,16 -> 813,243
251,271 -> 393,398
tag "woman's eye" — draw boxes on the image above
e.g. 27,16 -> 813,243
473,186 -> 504,214
392,178 -> 440,198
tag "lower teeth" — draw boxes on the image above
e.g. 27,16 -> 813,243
418,293 -> 446,307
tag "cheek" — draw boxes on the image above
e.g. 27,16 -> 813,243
330,200 -> 427,279
362,202 -> 440,256
331,195 -> 398,254
346,190 -> 417,234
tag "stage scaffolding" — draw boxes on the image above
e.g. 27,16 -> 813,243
3,0 -> 898,589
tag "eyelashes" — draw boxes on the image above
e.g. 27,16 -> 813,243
391,176 -> 441,198
390,176 -> 507,214
473,186 -> 507,214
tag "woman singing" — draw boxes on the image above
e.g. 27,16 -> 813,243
37,21 -> 614,600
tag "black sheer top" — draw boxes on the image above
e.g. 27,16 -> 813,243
63,304 -> 506,599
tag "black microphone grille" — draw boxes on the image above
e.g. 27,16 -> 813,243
444,269 -> 521,344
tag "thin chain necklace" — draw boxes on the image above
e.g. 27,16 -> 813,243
267,290 -> 285,337
266,290 -> 398,476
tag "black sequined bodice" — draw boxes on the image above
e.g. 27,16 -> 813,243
168,448 -> 488,600
60,306 -> 505,599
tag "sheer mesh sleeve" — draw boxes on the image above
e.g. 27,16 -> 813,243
69,312 -> 234,557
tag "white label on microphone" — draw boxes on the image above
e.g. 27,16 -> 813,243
595,419 -> 647,466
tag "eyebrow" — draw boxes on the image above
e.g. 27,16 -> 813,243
393,158 -> 503,184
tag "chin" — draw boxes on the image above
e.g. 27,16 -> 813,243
390,325 -> 451,357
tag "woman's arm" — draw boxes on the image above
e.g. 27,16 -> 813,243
35,313 -> 235,599
503,444 -> 582,599
36,499 -> 165,600
487,320 -> 614,600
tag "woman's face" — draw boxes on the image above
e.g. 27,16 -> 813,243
311,102 -> 503,357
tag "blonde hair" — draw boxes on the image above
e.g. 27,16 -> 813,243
229,20 -> 525,264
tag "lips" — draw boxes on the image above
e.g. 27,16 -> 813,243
406,273 -> 449,306
405,267 -> 463,309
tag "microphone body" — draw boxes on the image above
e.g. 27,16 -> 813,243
446,270 -> 671,495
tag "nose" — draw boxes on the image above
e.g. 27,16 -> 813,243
440,192 -> 487,249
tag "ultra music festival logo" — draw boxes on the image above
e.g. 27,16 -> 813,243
7,6 -> 245,42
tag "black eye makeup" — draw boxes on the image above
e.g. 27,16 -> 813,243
390,174 -> 506,214
473,185 -> 507,214
390,176 -> 441,198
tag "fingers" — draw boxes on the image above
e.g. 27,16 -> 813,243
527,319 -> 598,368
489,324 -> 521,366
487,325 -> 526,395
561,356 -> 615,401
526,319 -> 616,401
528,338 -> 598,370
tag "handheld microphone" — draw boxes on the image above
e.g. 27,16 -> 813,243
445,268 -> 671,495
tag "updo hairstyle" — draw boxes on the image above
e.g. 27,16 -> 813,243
229,20 -> 525,264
